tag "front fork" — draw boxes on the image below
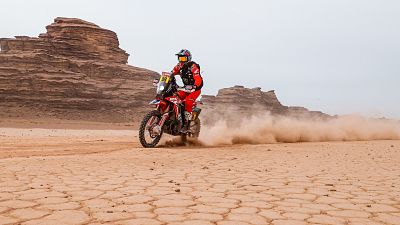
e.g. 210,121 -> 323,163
156,105 -> 170,129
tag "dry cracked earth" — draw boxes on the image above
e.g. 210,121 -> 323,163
0,128 -> 400,225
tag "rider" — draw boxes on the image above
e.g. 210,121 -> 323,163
171,49 -> 203,133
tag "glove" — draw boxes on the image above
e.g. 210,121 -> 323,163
152,79 -> 159,87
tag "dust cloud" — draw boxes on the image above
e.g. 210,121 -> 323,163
159,136 -> 203,147
199,113 -> 400,146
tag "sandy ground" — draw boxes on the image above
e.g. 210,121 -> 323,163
0,127 -> 400,225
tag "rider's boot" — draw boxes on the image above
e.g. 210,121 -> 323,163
180,112 -> 192,134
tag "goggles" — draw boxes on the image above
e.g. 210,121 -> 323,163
178,56 -> 188,62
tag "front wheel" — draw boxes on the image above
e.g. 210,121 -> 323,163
139,110 -> 163,148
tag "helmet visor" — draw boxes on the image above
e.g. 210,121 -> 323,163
178,56 -> 188,62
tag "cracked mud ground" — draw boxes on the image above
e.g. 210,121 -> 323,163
0,128 -> 399,225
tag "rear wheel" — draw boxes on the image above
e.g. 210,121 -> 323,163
189,117 -> 201,138
139,110 -> 163,148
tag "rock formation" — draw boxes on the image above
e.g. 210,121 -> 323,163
202,86 -> 286,114
201,85 -> 330,123
0,17 -> 158,123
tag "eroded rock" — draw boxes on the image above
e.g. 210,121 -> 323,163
0,17 -> 158,123
201,85 -> 330,123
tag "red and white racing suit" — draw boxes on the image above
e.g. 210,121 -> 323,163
171,61 -> 203,113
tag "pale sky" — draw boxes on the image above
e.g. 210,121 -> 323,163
1,0 -> 399,118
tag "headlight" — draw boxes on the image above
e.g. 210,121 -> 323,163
159,86 -> 165,91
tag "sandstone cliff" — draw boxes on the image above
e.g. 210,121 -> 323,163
0,17 -> 158,123
201,85 -> 330,123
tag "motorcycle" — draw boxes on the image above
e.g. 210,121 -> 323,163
138,72 -> 201,148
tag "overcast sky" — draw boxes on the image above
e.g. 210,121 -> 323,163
1,0 -> 399,118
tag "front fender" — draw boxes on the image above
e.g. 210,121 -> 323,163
149,99 -> 160,105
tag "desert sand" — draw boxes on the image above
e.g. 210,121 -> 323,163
1,125 -> 400,225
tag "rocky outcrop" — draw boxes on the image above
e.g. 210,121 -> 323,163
1,18 -> 129,63
201,85 -> 330,122
202,86 -> 287,114
0,17 -> 158,123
